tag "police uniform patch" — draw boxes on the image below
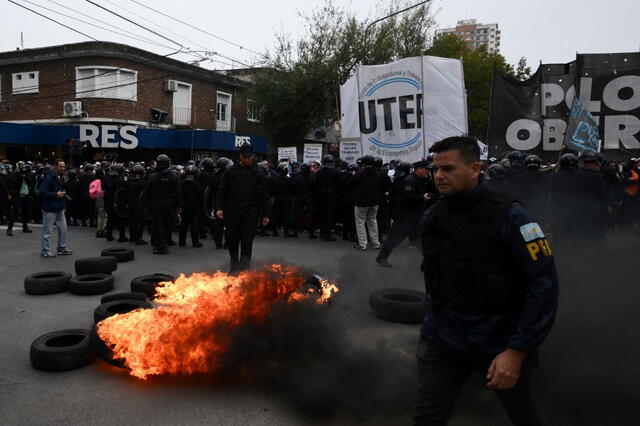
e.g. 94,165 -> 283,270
520,223 -> 545,242
404,184 -> 414,192
526,239 -> 553,261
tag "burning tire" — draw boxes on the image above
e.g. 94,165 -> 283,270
101,292 -> 148,304
24,271 -> 71,295
369,288 -> 426,324
69,274 -> 114,295
101,247 -> 135,263
90,324 -> 126,368
130,273 -> 175,298
30,329 -> 94,371
94,299 -> 153,323
75,256 -> 118,275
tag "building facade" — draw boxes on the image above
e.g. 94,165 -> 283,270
435,19 -> 501,54
0,41 -> 268,164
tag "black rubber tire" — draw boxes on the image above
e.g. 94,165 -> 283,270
94,299 -> 153,324
24,271 -> 71,295
75,256 -> 118,275
369,288 -> 426,324
69,274 -> 114,295
30,329 -> 95,371
100,292 -> 148,304
101,247 -> 135,262
89,324 -> 126,368
130,273 -> 175,298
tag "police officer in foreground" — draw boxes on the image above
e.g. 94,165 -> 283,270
145,154 -> 182,255
415,136 -> 559,426
215,143 -> 270,273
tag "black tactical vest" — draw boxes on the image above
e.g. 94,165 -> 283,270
422,191 -> 525,315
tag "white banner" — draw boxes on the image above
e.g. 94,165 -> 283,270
340,56 -> 467,164
303,144 -> 323,163
277,146 -> 297,163
340,74 -> 360,139
339,140 -> 362,164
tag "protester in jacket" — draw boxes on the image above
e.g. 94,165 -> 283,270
40,159 -> 72,257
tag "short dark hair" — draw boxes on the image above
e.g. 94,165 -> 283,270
430,136 -> 480,164
54,158 -> 65,167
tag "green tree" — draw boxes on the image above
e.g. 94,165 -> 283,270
251,0 -> 436,145
252,1 -> 531,145
426,33 -> 532,140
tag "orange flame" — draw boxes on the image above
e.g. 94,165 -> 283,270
97,264 -> 339,380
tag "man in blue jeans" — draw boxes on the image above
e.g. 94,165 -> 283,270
40,159 -> 73,258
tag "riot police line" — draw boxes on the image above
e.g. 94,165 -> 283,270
1,149 -> 639,253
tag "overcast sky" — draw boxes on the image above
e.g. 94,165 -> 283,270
1,0 -> 639,73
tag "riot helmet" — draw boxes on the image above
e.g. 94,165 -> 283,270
156,154 -> 171,170
322,154 -> 335,168
559,153 -> 578,171
524,155 -> 542,170
486,164 -> 507,180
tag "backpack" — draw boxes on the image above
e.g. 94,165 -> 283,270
89,179 -> 102,200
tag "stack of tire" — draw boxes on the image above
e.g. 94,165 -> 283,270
28,268 -> 177,372
27,246 -> 148,372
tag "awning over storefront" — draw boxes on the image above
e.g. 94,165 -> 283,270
0,122 -> 267,153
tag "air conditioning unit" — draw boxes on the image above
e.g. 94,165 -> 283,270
63,101 -> 82,117
164,80 -> 178,92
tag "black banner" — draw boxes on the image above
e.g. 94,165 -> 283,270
488,53 -> 640,161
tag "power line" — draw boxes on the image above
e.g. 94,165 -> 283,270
45,0 -> 172,48
17,0 -> 176,51
84,0 -> 183,49
45,0 -> 178,50
128,0 -> 263,57
103,0 -> 253,68
106,0 -> 213,51
8,0 -> 97,41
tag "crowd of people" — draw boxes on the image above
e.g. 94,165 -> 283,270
0,147 -> 639,259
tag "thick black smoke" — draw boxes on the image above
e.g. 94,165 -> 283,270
137,226 -> 639,425
215,258 -> 418,424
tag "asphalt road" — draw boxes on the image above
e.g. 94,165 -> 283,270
0,224 -> 637,425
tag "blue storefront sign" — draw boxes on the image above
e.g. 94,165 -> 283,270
0,122 -> 267,153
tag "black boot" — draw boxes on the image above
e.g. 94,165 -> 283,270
6,228 -> 13,236
22,226 -> 33,233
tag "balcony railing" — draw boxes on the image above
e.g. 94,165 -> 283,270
172,107 -> 192,126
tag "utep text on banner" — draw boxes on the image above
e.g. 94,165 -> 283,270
340,56 -> 468,164
488,52 -> 640,161
563,97 -> 601,153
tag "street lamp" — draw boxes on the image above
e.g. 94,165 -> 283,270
362,0 -> 432,62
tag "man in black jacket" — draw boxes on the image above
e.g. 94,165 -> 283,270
415,136 -> 558,425
293,163 -> 317,239
376,160 -> 434,267
145,155 -> 182,255
269,162 -> 294,237
78,163 -> 96,227
351,155 -> 382,250
8,163 -> 35,235
127,164 -> 147,245
215,143 -> 270,273
179,165 -> 204,248
315,155 -> 341,241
